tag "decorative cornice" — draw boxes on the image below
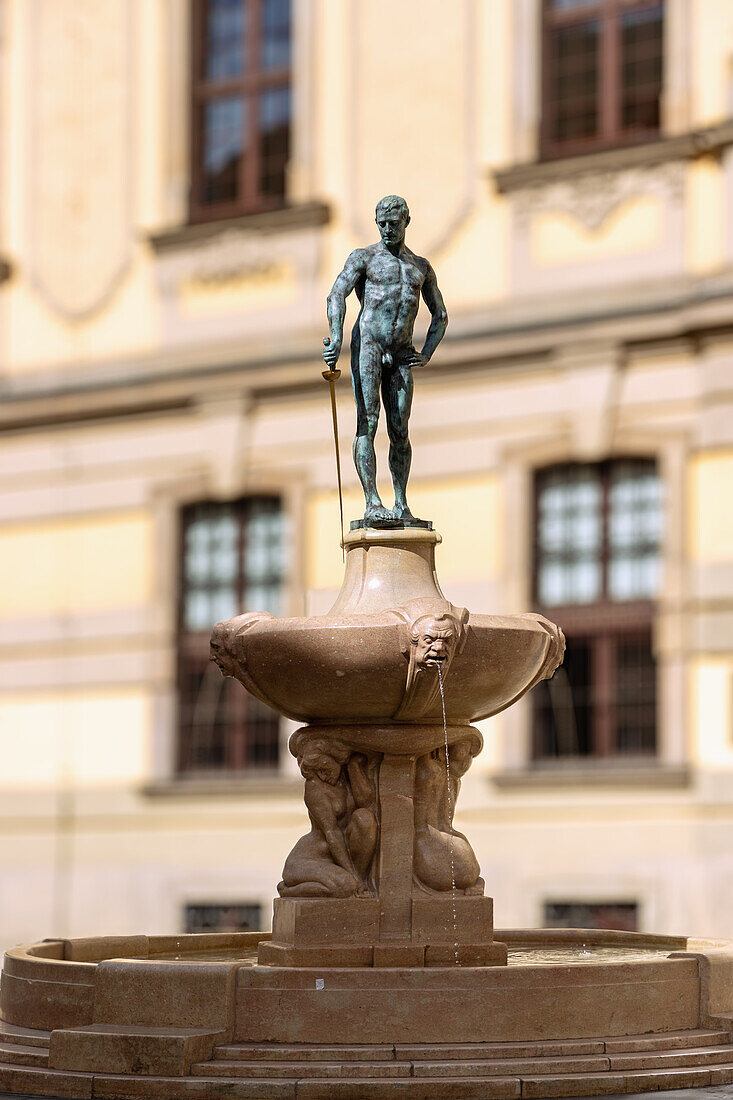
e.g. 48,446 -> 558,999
149,202 -> 331,252
494,121 -> 733,194
5,268 -> 733,433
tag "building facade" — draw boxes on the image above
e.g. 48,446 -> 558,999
2,0 -> 733,949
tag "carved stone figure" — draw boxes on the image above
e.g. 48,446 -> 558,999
394,599 -> 469,720
323,195 -> 448,527
278,732 -> 379,899
413,733 -> 484,895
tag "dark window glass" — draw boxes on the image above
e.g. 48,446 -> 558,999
261,0 -> 291,70
201,95 -> 246,211
185,902 -> 263,932
259,86 -> 291,199
191,0 -> 291,219
533,637 -> 592,757
533,460 -> 661,759
621,4 -> 664,131
542,0 -> 663,158
550,19 -> 600,144
544,901 -> 638,931
178,497 -> 285,773
203,0 -> 246,80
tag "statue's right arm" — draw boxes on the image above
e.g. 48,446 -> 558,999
323,249 -> 367,368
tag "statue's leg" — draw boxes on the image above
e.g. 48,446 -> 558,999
352,333 -> 391,523
382,360 -> 417,520
280,856 -> 361,898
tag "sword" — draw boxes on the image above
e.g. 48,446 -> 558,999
322,338 -> 345,558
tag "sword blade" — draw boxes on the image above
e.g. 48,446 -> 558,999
323,370 -> 345,557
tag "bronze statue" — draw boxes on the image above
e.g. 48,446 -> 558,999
323,195 -> 448,528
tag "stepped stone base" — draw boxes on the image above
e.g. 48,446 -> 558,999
4,1020 -> 733,1098
3,930 -> 733,1098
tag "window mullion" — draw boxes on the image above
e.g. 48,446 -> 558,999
246,0 -> 263,209
600,0 -> 620,143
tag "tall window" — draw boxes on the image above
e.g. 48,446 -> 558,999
533,459 -> 662,759
190,0 -> 291,220
178,497 -> 286,773
541,0 -> 664,159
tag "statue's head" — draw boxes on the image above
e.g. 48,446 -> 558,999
449,736 -> 480,777
375,195 -> 410,245
410,613 -> 459,668
292,735 -> 351,785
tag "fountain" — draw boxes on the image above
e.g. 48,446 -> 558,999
3,197 -> 733,1098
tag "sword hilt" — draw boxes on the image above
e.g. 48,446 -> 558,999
322,369 -> 341,382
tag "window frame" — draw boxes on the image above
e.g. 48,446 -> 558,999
189,0 -> 291,223
532,459 -> 659,760
176,495 -> 284,775
540,0 -> 664,161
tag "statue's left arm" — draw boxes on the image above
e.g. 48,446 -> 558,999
419,263 -> 448,362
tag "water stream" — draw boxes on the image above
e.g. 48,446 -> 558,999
436,664 -> 459,965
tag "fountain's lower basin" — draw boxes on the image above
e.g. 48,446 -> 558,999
3,930 -> 733,1098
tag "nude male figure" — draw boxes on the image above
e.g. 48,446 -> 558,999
323,195 -> 448,527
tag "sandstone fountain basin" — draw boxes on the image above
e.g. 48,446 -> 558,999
4,930 -> 733,1098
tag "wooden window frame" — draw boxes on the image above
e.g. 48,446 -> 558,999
532,460 -> 659,760
541,0 -> 664,160
190,0 -> 291,223
176,496 -> 283,774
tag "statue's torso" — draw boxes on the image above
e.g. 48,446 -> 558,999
356,244 -> 428,350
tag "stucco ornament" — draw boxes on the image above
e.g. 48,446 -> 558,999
30,0 -> 132,316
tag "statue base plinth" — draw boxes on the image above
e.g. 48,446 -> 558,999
349,517 -> 433,531
257,896 -> 507,968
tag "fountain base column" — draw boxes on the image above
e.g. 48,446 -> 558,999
258,730 -> 508,968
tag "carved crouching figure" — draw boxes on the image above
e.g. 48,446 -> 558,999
413,734 -> 484,895
278,734 -> 379,899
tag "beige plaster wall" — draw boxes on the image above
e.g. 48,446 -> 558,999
688,452 -> 733,563
0,688 -> 152,790
0,512 -> 154,616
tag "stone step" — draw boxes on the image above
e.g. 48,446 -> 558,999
397,1028 -> 733,1060
520,1064 -> 726,1098
195,1059 -> 415,1079
215,1041 -> 398,1061
197,1044 -> 733,1082
606,1043 -> 733,1072
1,1058 -> 733,1098
0,1041 -> 49,1067
0,1062 -> 93,1100
213,1028 -> 733,1064
600,1027 -> 732,1052
0,1020 -> 52,1049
